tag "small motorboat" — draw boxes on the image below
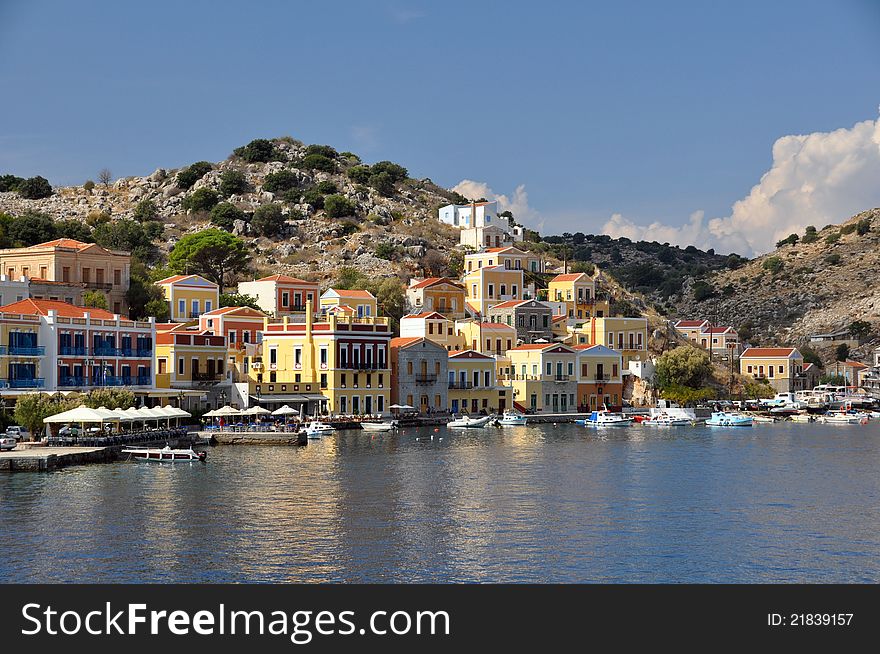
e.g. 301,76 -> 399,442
705,411 -> 753,427
361,420 -> 398,432
496,410 -> 528,426
447,414 -> 495,428
789,413 -> 816,423
304,421 -> 335,438
642,412 -> 691,427
583,410 -> 632,427
122,445 -> 206,462
0,436 -> 17,451
819,412 -> 866,425
752,415 -> 777,424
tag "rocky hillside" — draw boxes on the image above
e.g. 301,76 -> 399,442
0,137 -> 467,283
669,208 -> 880,352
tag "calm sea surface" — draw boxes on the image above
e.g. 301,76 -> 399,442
1,422 -> 879,583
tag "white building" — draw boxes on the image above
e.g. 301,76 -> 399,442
0,274 -> 30,307
439,200 -> 523,246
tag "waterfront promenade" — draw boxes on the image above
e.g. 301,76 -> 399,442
0,446 -> 113,472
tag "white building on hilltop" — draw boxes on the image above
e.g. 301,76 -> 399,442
439,200 -> 524,246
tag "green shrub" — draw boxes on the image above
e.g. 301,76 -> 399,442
210,202 -> 247,230
301,153 -> 336,173
219,169 -> 249,197
825,232 -> 841,245
176,161 -> 213,189
182,188 -> 220,213
234,139 -> 277,163
281,189 -> 303,204
132,199 -> 158,222
263,169 -> 301,194
856,218 -> 872,236
337,220 -> 360,236
316,180 -> 337,194
305,144 -> 338,159
8,211 -> 56,245
374,242 -> 397,260
802,225 -> 818,244
0,174 -> 24,193
324,194 -> 357,219
301,188 -> 325,209
692,280 -> 715,301
83,180 -> 96,193
369,171 -> 395,197
776,233 -> 799,248
762,256 -> 784,274
840,223 -> 856,235
824,252 -> 842,266
251,203 -> 286,237
17,176 -> 53,199
347,165 -> 372,184
371,161 -> 408,182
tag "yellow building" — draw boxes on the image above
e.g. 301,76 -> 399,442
319,288 -> 378,318
453,320 -> 516,356
155,274 -> 220,323
464,246 -> 544,274
0,310 -> 44,394
673,319 -> 711,342
0,238 -> 131,315
246,303 -> 392,416
566,316 -> 649,364
739,347 -> 805,393
154,323 -> 228,412
399,311 -> 463,350
574,344 -> 624,411
547,272 -> 609,320
405,277 -> 466,319
447,350 -> 506,414
505,343 -> 578,413
463,265 -> 524,316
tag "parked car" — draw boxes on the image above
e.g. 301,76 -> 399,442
5,425 -> 29,441
58,425 -> 81,437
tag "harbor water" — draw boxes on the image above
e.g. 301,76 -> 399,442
1,421 -> 879,583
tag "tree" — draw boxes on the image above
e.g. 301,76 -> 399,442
374,242 -> 397,260
93,219 -> 160,262
17,176 -> 53,199
233,139 -> 277,163
301,153 -> 336,173
369,171 -> 395,197
219,292 -> 261,310
182,188 -> 220,213
835,343 -> 850,362
305,144 -> 338,159
54,219 -> 94,243
169,229 -> 251,289
176,161 -> 213,189
132,199 -> 159,222
83,290 -> 108,310
347,165 -> 372,184
324,194 -> 356,219
856,218 -> 872,236
802,225 -> 818,244
8,211 -> 56,245
421,249 -> 448,277
0,174 -> 24,192
84,388 -> 135,409
743,379 -> 774,400
126,260 -> 169,321
692,280 -> 715,302
820,374 -> 846,385
251,203 -> 286,237
371,161 -> 408,182
800,345 -> 822,366
14,394 -> 78,440
210,202 -> 247,231
762,256 -> 784,274
83,180 -> 96,193
263,170 -> 301,194
776,234 -> 799,248
219,169 -> 249,197
849,320 -> 872,340
333,267 -> 364,289
655,346 -> 712,389
659,384 -> 715,406
98,168 -> 112,186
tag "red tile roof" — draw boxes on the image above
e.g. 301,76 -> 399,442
674,320 -> 709,328
740,347 -> 800,358
403,311 -> 447,320
703,326 -> 736,334
0,298 -> 119,319
326,288 -> 375,299
408,277 -> 443,289
255,274 -> 317,285
448,349 -> 494,360
489,300 -> 526,310
390,337 -> 423,348
26,238 -> 94,251
507,343 -> 562,351
551,273 -> 588,283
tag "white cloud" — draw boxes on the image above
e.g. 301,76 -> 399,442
602,112 -> 880,256
451,179 -> 543,231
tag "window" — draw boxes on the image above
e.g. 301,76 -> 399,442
320,347 -> 328,366
512,285 -> 518,297
229,330 -> 236,344
282,292 -> 289,307
546,362 -> 552,376
294,347 -> 301,366
62,267 -> 70,282
191,299 -> 199,317
488,284 -> 494,298
178,299 -> 185,316
114,269 -> 121,285
177,358 -> 184,375
270,348 -> 278,365
205,300 -> 212,313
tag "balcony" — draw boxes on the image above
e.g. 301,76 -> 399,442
136,349 -> 153,358
92,347 -> 121,357
0,378 -> 45,389
60,346 -> 87,356
448,381 -> 474,390
415,374 -> 438,384
593,374 -> 610,382
339,362 -> 386,371
59,376 -> 87,387
192,372 -> 224,382
550,374 -> 570,382
0,345 -> 45,356
84,281 -> 113,291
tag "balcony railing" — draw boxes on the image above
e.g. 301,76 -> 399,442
59,376 -> 88,387
415,374 -> 438,384
84,281 -> 113,291
0,345 -> 45,356
551,374 -> 570,382
92,346 -> 121,357
448,381 -> 474,389
0,378 -> 45,389
192,372 -> 223,382
136,349 -> 153,358
339,362 -> 386,370
60,346 -> 87,356
593,374 -> 610,382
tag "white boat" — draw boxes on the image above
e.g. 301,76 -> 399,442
447,414 -> 495,428
0,436 -> 17,451
790,413 -> 816,423
752,415 -> 777,423
705,411 -> 753,427
496,410 -> 528,426
819,412 -> 867,425
122,445 -> 206,461
361,420 -> 398,432
583,410 -> 632,427
304,421 -> 335,438
642,413 -> 691,426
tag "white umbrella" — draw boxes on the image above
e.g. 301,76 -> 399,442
214,405 -> 241,416
245,406 -> 271,415
43,405 -> 107,424
389,404 -> 413,410
203,408 -> 219,418
272,405 -> 299,416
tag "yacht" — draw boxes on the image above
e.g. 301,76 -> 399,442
705,411 -> 753,427
304,421 -> 335,438
642,413 -> 691,426
447,414 -> 495,428
581,410 -> 632,427
496,410 -> 528,426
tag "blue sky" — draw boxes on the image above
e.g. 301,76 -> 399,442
1,0 -> 879,252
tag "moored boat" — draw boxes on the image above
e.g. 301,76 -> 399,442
361,420 -> 398,432
642,413 -> 691,426
496,410 -> 528,426
447,414 -> 495,428
705,411 -> 753,427
583,410 -> 632,427
304,421 -> 335,438
122,445 -> 206,461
